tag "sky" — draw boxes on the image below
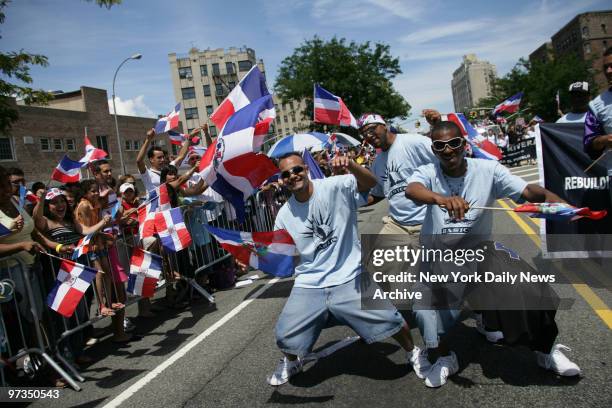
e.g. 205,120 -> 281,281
1,0 -> 609,126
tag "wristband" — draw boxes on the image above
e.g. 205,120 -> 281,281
55,243 -> 63,253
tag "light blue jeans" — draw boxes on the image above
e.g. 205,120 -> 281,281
413,309 -> 461,349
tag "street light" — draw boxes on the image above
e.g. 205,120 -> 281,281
112,53 -> 142,175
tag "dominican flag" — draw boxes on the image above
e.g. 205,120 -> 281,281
168,130 -> 187,146
205,226 -> 296,278
302,149 -> 325,179
127,248 -> 163,297
0,222 -> 12,237
444,113 -> 502,160
154,208 -> 192,252
138,205 -> 156,239
313,84 -> 358,128
199,95 -> 279,222
51,155 -> 82,183
147,184 -> 171,213
71,233 -> 94,260
18,185 -> 38,208
47,259 -> 97,318
514,203 -> 607,221
79,135 -> 107,164
154,103 -> 181,134
210,65 -> 274,131
492,92 -> 523,116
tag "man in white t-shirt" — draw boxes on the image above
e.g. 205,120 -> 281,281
556,82 -> 590,124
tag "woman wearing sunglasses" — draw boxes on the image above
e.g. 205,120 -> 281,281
404,121 -> 580,387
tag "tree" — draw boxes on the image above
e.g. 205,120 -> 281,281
0,0 -> 121,135
274,36 -> 411,130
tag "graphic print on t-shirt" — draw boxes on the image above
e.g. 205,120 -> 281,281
303,208 -> 337,256
439,196 -> 478,234
386,161 -> 406,198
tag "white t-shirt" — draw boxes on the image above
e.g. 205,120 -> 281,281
556,112 -> 587,123
140,160 -> 178,194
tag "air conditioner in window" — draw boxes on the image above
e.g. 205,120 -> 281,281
186,74 -> 193,79
23,136 -> 34,144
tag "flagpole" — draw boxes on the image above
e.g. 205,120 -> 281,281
84,126 -> 91,179
584,149 -> 610,173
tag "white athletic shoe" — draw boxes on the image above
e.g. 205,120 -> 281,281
424,352 -> 459,388
267,357 -> 303,386
408,346 -> 432,379
474,314 -> 504,343
536,344 -> 581,376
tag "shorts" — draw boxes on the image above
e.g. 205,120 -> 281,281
275,274 -> 404,356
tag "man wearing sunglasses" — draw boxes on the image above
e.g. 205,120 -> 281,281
267,152 -> 425,386
404,121 -> 580,387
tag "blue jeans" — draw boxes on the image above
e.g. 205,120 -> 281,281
275,274 -> 404,356
413,309 -> 461,349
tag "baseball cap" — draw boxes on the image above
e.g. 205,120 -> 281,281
569,82 -> 589,92
45,188 -> 64,201
357,113 -> 386,129
119,183 -> 135,194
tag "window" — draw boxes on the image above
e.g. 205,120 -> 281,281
66,138 -> 76,151
226,62 -> 235,74
182,87 -> 196,99
289,101 -> 294,110
585,42 -> 591,53
200,65 -> 208,76
53,138 -> 63,151
582,26 -> 589,37
283,115 -> 288,122
125,140 -> 132,150
40,137 -> 51,152
215,83 -> 224,96
203,85 -> 211,96
0,137 -> 14,160
602,23 -> 607,34
604,40 -> 608,50
171,144 -> 180,155
133,140 -> 140,151
185,107 -> 199,120
228,81 -> 236,90
178,66 -> 192,79
285,128 -> 289,134
96,135 -> 109,157
238,60 -> 252,72
212,63 -> 220,75
209,125 -> 217,137
206,105 -> 213,115
277,117 -> 282,124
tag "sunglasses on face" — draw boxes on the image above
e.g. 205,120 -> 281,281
432,137 -> 465,152
280,165 -> 305,179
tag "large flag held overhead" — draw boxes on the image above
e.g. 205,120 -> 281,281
127,248 -> 163,297
51,155 -> 82,183
513,203 -> 607,221
154,103 -> 181,134
205,225 -> 296,278
46,259 -> 97,318
492,92 -> 523,116
79,135 -> 107,164
313,84 -> 358,128
199,95 -> 279,222
210,65 -> 274,131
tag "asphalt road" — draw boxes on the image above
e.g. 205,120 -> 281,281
30,164 -> 611,408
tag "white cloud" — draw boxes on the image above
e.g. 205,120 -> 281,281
364,0 -> 427,20
108,95 -> 155,117
400,20 -> 492,45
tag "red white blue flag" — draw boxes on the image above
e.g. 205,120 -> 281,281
492,92 -> 523,115
313,84 -> 358,128
71,233 -> 94,260
18,185 -> 38,208
0,222 -> 12,237
168,130 -> 187,146
79,135 -> 107,164
127,248 -> 163,297
51,155 -> 82,183
514,203 -> 607,221
155,103 -> 181,134
445,113 -> 502,161
47,259 -> 97,317
155,208 -> 192,252
210,65 -> 274,131
205,226 -> 296,277
199,95 -> 279,222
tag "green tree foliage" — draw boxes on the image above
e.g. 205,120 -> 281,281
475,54 -> 593,121
0,0 -> 121,135
275,36 -> 411,130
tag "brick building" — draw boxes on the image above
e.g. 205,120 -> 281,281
2,86 -> 158,185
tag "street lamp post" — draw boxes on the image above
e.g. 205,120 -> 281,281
112,53 -> 142,175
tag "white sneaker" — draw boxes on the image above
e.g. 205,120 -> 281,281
408,346 -> 432,379
266,357 -> 303,386
424,352 -> 459,388
474,314 -> 504,343
536,344 -> 581,376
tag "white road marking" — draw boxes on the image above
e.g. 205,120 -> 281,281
101,277 -> 281,408
510,167 -> 539,175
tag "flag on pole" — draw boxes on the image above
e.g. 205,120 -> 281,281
154,103 -> 181,133
302,149 -> 325,179
313,84 -> 358,128
46,259 -> 97,318
18,185 -> 38,208
51,155 -> 82,183
71,233 -> 94,260
154,208 -> 192,252
168,130 -> 187,146
205,225 -> 296,277
513,203 -> 607,221
444,113 -> 502,160
210,65 -> 274,131
79,135 -> 107,163
127,248 -> 163,297
492,92 -> 523,115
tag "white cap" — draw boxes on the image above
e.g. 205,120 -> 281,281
119,183 -> 135,193
357,113 -> 386,129
569,82 -> 588,92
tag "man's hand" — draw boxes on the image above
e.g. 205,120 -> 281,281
422,109 -> 442,126
21,241 -> 45,254
330,155 -> 353,174
146,128 -> 156,141
102,214 -> 112,225
434,195 -> 470,220
593,134 -> 612,151
36,189 -> 45,200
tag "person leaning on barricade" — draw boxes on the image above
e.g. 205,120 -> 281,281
404,120 -> 581,388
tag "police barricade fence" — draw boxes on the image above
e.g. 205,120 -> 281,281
0,190 -> 289,390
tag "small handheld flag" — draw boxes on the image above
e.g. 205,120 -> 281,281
155,103 -> 181,134
492,92 -> 523,116
513,203 -> 607,221
127,248 -> 163,297
79,135 -> 107,164
51,155 -> 83,183
155,208 -> 192,252
71,233 -> 94,260
313,84 -> 358,128
46,259 -> 97,318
